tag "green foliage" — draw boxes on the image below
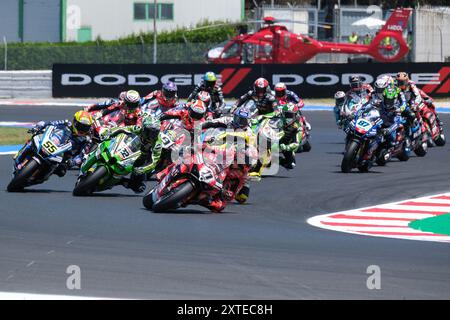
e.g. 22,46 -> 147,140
0,20 -> 238,70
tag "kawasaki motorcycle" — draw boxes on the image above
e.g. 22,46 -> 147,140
73,132 -> 141,196
7,125 -> 73,192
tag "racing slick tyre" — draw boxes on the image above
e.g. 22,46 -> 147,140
7,159 -> 40,192
73,166 -> 108,196
341,140 -> 359,173
376,148 -> 389,166
434,133 -> 446,147
301,141 -> 312,152
414,141 -> 428,157
150,181 -> 194,213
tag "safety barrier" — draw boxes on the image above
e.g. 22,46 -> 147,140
0,70 -> 52,99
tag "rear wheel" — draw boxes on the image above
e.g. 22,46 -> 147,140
7,159 -> 41,192
73,166 -> 108,196
414,141 -> 428,157
341,140 -> 359,173
151,181 -> 194,213
434,133 -> 446,146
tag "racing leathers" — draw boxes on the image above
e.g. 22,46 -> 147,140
141,90 -> 179,114
279,119 -> 303,170
159,105 -> 205,132
234,90 -> 277,115
345,83 -> 374,100
200,116 -> 257,210
103,124 -> 163,193
378,91 -> 408,147
188,81 -> 225,117
21,120 -> 94,176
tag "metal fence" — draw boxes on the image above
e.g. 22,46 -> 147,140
0,41 -> 216,70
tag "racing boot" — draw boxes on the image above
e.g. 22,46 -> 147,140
235,185 -> 250,204
53,163 -> 68,177
121,174 -> 146,194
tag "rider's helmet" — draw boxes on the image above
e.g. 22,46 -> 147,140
396,72 -> 409,90
232,107 -> 251,129
374,76 -> 390,96
334,91 -> 346,106
274,82 -> 287,99
123,90 -> 141,112
72,110 -> 93,136
254,78 -> 270,99
197,91 -> 211,107
188,100 -> 207,120
349,75 -> 362,92
280,102 -> 300,126
118,91 -> 127,101
141,116 -> 161,142
161,81 -> 178,103
383,86 -> 398,111
203,72 -> 217,89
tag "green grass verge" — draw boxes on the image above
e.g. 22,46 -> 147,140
0,127 -> 30,145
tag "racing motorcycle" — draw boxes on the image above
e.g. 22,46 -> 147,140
142,138 -> 232,212
374,115 -> 411,166
417,102 -> 445,147
73,132 -> 141,196
7,125 -> 73,192
341,105 -> 384,173
406,117 -> 428,157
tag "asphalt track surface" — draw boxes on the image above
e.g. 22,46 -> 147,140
1,104 -> 450,299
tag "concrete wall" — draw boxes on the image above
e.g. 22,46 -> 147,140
66,0 -> 243,41
0,71 -> 52,99
414,7 -> 450,62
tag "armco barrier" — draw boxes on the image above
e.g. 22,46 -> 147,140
52,63 -> 450,99
0,71 -> 52,99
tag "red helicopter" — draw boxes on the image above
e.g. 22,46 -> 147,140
206,8 -> 412,64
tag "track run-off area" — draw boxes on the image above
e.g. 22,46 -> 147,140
1,103 -> 450,299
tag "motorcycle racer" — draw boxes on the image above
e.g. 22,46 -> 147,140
273,82 -> 311,132
99,116 -> 164,193
141,82 -> 179,112
278,102 -> 303,170
159,99 -> 208,132
22,111 -> 94,177
232,78 -> 277,115
200,107 -> 257,205
188,72 -> 225,117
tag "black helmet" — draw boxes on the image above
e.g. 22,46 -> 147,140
349,75 -> 362,92
142,117 -> 160,142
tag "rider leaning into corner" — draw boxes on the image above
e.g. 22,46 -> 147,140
159,98 -> 208,132
98,117 -> 164,194
200,107 -> 257,207
86,90 -> 144,135
20,111 -> 94,177
188,72 -> 225,117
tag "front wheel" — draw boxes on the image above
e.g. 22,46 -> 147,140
341,140 -> 360,173
150,181 -> 195,213
73,166 -> 108,196
7,159 -> 41,192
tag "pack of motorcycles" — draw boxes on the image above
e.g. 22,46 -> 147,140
6,85 -> 445,213
6,94 -> 312,212
338,91 -> 445,173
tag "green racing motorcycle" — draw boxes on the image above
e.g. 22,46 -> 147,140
73,132 -> 142,196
